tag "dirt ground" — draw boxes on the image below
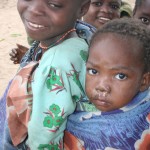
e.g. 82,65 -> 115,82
0,0 -> 28,96
0,0 -> 135,97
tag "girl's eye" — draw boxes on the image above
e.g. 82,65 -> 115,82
48,2 -> 61,8
115,73 -> 127,80
87,68 -> 98,75
140,17 -> 150,25
110,4 -> 120,10
92,2 -> 103,7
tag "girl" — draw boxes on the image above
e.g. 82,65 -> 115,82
82,0 -> 121,29
4,0 -> 90,149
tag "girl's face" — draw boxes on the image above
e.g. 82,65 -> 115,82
86,34 -> 147,112
133,0 -> 150,28
83,0 -> 121,29
17,0 -> 86,44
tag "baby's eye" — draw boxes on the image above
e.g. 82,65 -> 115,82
115,73 -> 127,80
140,17 -> 150,25
87,68 -> 98,75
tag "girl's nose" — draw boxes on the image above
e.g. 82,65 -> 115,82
99,4 -> 112,14
28,1 -> 45,16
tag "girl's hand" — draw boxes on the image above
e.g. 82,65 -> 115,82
9,44 -> 28,64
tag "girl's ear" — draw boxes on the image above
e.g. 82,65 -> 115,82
78,0 -> 90,19
140,72 -> 150,92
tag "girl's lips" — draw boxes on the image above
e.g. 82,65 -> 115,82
28,22 -> 45,29
97,16 -> 111,24
25,20 -> 48,31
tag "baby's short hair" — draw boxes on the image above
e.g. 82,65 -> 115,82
90,18 -> 150,72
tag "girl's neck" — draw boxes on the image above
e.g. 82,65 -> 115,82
39,28 -> 77,52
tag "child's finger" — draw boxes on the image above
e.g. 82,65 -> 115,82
12,48 -> 18,54
9,49 -> 18,57
10,57 -> 18,61
9,52 -> 15,57
13,61 -> 19,64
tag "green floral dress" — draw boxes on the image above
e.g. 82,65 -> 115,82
8,37 -> 88,150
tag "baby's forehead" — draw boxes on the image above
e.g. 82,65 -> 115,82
93,32 -> 143,54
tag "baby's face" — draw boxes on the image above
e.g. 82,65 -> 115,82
86,34 -> 145,112
83,0 -> 121,29
133,0 -> 150,29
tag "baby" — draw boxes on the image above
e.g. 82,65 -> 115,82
65,18 -> 150,150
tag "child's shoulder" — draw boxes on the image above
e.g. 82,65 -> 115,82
52,37 -> 89,55
64,37 -> 88,47
41,37 -> 88,67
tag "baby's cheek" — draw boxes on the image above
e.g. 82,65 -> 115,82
86,86 -> 94,100
85,85 -> 90,95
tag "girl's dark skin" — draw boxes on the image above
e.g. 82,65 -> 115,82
83,0 -> 121,28
17,0 -> 90,47
10,0 -> 90,64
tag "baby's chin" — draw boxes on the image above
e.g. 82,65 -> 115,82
93,102 -> 113,112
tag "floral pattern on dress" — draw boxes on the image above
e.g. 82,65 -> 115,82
43,104 -> 65,132
39,104 -> 65,149
67,63 -> 84,95
46,67 -> 65,93
38,140 -> 63,150
80,50 -> 88,63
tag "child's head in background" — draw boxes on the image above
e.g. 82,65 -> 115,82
86,18 -> 150,112
133,0 -> 150,28
17,0 -> 90,46
82,0 -> 121,29
120,1 -> 133,18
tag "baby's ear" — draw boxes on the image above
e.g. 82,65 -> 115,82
79,0 -> 90,18
140,72 -> 150,92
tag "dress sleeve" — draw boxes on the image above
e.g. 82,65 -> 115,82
27,64 -> 85,149
27,38 -> 88,149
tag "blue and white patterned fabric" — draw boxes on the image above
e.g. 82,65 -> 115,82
66,88 -> 150,150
